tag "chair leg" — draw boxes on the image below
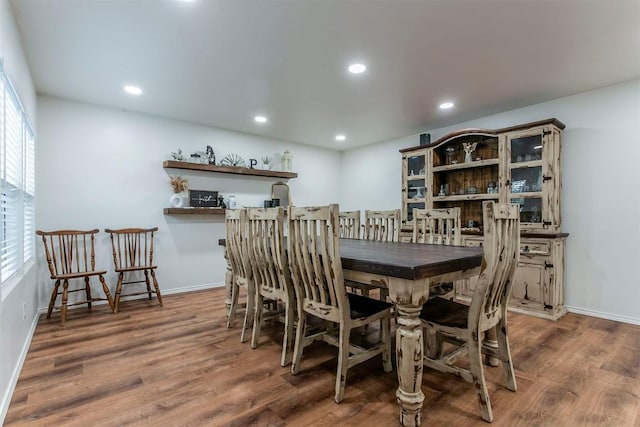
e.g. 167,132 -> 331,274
60,279 -> 70,326
113,272 -> 124,313
98,274 -> 115,312
240,285 -> 255,343
84,276 -> 93,309
291,310 -> 307,375
144,270 -> 153,300
227,280 -> 239,328
47,279 -> 60,318
150,269 -> 163,306
381,315 -> 392,373
251,293 -> 264,349
469,334 -> 493,423
497,321 -> 517,392
335,323 -> 351,403
281,295 -> 295,367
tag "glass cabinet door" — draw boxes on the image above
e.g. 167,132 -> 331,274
402,149 -> 429,226
507,130 -> 549,229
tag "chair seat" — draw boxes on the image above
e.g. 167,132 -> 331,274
419,297 -> 468,328
58,270 -> 107,279
348,292 -> 393,319
114,265 -> 157,273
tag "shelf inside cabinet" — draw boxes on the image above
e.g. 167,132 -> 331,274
433,158 -> 499,172
433,194 -> 500,202
509,160 -> 542,169
163,207 -> 226,215
163,160 -> 298,179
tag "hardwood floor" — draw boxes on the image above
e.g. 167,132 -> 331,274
5,288 -> 640,426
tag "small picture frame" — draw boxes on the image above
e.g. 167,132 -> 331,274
189,190 -> 219,207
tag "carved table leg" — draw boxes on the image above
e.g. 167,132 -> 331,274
224,247 -> 233,316
395,304 -> 424,427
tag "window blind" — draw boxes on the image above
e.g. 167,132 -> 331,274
0,59 -> 36,299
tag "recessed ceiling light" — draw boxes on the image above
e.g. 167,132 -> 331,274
335,135 -> 346,141
348,63 -> 366,74
439,102 -> 454,110
124,85 -> 142,95
254,116 -> 268,123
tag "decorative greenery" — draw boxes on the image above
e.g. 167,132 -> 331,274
261,155 -> 272,164
169,176 -> 188,193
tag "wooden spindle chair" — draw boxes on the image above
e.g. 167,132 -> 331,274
36,229 -> 114,325
338,210 -> 361,239
413,207 -> 461,300
104,227 -> 163,313
246,207 -> 296,366
225,208 -> 254,343
419,202 -> 520,422
288,204 -> 393,403
363,209 -> 400,242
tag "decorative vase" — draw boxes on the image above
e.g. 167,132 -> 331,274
169,193 -> 185,208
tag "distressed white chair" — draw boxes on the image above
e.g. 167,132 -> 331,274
356,209 -> 401,300
412,207 -> 461,300
104,227 -> 163,313
420,202 -> 520,422
246,207 -> 295,366
288,204 -> 393,403
338,210 -> 361,239
36,229 -> 115,325
363,209 -> 400,242
225,208 -> 254,343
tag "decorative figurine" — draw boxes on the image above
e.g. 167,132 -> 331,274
438,185 -> 446,196
217,196 -> 226,209
462,142 -> 478,163
171,148 -> 184,161
206,145 -> 216,165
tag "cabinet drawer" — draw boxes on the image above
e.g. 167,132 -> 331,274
520,241 -> 551,255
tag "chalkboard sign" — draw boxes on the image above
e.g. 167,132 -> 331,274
189,190 -> 219,207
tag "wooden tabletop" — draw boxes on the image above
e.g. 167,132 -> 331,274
218,237 -> 483,282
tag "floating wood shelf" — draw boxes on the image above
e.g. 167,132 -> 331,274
163,161 -> 298,179
163,207 -> 226,215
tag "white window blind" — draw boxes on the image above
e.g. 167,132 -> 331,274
0,59 -> 36,299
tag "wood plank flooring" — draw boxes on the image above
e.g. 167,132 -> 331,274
5,288 -> 640,426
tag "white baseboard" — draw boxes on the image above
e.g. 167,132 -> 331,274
566,306 -> 640,326
0,308 -> 42,425
162,282 -> 225,295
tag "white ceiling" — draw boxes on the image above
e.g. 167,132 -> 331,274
10,0 -> 640,150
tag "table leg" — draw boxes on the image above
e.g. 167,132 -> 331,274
224,248 -> 233,316
395,304 -> 424,427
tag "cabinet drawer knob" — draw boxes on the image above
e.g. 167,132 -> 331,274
523,245 -> 530,253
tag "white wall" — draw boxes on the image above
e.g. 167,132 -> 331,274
0,0 -> 39,424
36,95 -> 342,307
341,79 -> 640,324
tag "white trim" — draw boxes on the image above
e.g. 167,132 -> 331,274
0,307 -> 42,425
566,306 -> 640,326
162,282 -> 224,295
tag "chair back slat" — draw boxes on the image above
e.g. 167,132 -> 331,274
104,227 -> 157,270
225,209 -> 250,282
36,229 -> 99,277
412,208 -> 461,245
338,211 -> 361,239
363,209 -> 400,242
288,205 -> 346,322
469,202 -> 520,331
247,207 -> 291,298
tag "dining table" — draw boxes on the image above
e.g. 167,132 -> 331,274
219,237 -> 483,427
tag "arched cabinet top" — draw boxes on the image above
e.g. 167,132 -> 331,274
399,118 -> 565,153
